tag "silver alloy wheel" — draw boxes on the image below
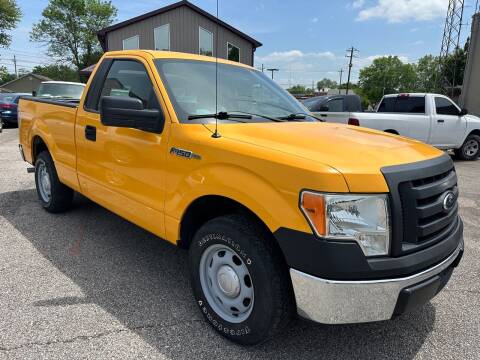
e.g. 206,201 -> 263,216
199,244 -> 254,323
37,160 -> 51,203
464,139 -> 479,157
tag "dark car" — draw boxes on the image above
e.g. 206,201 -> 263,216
302,94 -> 363,123
0,93 -> 30,127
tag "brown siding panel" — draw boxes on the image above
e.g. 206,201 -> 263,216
105,5 -> 254,65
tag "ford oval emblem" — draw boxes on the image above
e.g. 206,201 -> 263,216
442,191 -> 456,211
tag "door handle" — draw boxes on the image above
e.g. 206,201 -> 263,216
437,119 -> 445,123
85,125 -> 96,141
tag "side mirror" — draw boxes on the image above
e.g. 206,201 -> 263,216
32,91 -> 37,97
319,105 -> 329,112
100,96 -> 164,133
459,108 -> 468,116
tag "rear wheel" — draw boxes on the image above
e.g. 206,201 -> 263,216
188,215 -> 294,345
35,151 -> 74,212
455,134 -> 480,161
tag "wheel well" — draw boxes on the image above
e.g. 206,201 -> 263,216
467,129 -> 480,138
179,195 -> 272,250
384,129 -> 399,135
32,136 -> 48,163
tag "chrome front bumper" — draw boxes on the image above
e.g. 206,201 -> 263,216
290,242 -> 463,324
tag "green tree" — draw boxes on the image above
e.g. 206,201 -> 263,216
415,55 -> 439,93
0,66 -> 15,85
287,85 -> 313,95
358,56 -> 417,104
316,78 -> 338,91
32,64 -> 79,82
0,0 -> 21,47
30,0 -> 117,72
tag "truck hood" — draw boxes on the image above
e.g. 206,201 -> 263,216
210,122 -> 444,192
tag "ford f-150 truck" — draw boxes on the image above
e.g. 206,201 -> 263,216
18,51 -> 464,345
316,93 -> 480,161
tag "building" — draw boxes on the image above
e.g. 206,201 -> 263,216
0,73 -> 51,94
460,13 -> 480,116
97,0 -> 262,66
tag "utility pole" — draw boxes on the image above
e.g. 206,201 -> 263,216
261,64 -> 265,72
338,69 -> 344,94
267,68 -> 279,80
345,47 -> 359,95
13,55 -> 18,78
312,80 -> 315,93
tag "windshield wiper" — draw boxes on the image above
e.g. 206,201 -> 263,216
277,113 -> 324,122
188,111 -> 252,121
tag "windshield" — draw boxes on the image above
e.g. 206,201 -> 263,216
0,94 -> 16,103
155,59 -> 313,123
37,83 -> 85,100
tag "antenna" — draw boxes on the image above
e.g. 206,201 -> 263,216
212,0 -> 221,138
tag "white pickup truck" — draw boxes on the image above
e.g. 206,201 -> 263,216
314,93 -> 480,161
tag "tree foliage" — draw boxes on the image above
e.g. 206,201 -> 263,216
0,0 -> 21,47
316,78 -> 338,91
287,85 -> 314,95
30,0 -> 117,71
32,64 -> 79,82
0,66 -> 15,85
358,56 -> 416,104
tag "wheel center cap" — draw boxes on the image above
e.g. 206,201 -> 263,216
217,265 -> 240,298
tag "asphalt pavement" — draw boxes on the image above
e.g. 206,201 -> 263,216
0,128 -> 479,359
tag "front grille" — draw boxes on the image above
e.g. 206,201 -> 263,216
381,154 -> 460,256
398,168 -> 458,254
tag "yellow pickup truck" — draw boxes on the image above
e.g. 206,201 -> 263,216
18,50 -> 463,345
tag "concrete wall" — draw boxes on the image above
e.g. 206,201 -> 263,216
106,6 -> 254,65
461,13 -> 480,116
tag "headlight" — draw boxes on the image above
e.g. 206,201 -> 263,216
300,191 -> 390,257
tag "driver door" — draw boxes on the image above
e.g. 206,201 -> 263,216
76,56 -> 170,239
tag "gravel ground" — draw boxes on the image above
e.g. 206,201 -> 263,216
0,128 -> 478,359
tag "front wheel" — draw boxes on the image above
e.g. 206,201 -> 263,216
455,134 -> 480,161
188,215 -> 294,345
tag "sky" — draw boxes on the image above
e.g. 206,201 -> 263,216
1,0 -> 478,87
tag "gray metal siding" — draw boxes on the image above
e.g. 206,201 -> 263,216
106,6 -> 254,65
461,13 -> 480,117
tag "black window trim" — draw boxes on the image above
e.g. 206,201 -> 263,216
83,58 -> 158,114
325,97 -> 345,112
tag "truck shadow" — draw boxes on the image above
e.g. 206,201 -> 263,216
0,189 -> 435,360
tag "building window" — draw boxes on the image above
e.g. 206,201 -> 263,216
227,42 -> 240,62
122,35 -> 139,50
199,27 -> 213,56
154,24 -> 170,51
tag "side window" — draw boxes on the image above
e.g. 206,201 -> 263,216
97,60 -> 159,111
227,43 -> 240,62
326,98 -> 343,112
435,97 -> 459,116
154,24 -> 170,51
122,35 -> 139,50
199,27 -> 213,56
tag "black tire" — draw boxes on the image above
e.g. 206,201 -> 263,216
34,151 -> 74,213
454,134 -> 480,161
188,215 -> 294,345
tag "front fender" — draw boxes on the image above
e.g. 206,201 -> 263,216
164,162 -> 321,243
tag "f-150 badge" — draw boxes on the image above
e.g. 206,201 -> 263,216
170,147 -> 202,160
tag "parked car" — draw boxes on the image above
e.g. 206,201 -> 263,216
35,81 -> 86,101
0,93 -> 30,127
303,94 -> 363,123
315,93 -> 480,161
19,51 -> 463,345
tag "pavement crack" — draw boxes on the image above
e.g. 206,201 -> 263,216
0,319 -> 203,352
